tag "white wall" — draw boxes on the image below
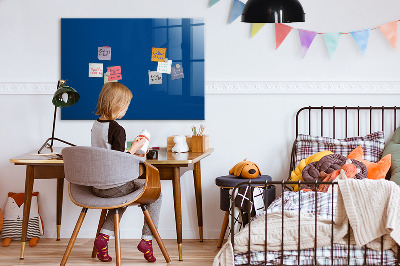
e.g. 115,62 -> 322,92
1,0 -> 400,239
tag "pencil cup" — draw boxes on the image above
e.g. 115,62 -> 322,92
191,135 -> 209,153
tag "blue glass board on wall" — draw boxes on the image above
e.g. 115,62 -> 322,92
61,18 -> 205,120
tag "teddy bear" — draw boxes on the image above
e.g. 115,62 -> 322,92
172,135 -> 189,153
1,192 -> 44,247
229,159 -> 261,179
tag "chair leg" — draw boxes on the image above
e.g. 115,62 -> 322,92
114,209 -> 121,266
141,205 -> 171,263
91,209 -> 108,258
217,211 -> 230,248
60,208 -> 88,266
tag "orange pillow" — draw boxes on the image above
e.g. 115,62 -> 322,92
347,146 -> 391,180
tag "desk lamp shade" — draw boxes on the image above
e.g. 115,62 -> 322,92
241,0 -> 305,23
52,84 -> 80,108
38,80 -> 80,154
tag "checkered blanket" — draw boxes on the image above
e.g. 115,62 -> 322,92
233,191 -> 397,265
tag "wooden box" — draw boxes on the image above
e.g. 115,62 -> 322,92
167,135 -> 192,151
191,135 -> 209,153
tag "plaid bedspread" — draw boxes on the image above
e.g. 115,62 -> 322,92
234,191 -> 397,265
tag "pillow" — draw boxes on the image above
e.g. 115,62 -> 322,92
382,126 -> 400,184
295,131 -> 385,166
347,146 -> 391,180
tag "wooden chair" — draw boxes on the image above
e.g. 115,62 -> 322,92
60,146 -> 171,265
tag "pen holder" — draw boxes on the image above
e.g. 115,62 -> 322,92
191,135 -> 209,153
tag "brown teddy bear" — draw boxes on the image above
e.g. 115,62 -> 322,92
229,159 -> 261,179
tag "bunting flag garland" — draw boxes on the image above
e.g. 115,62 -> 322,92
351,29 -> 370,55
209,0 -> 220,8
323,33 -> 341,58
298,29 -> 317,58
378,21 -> 398,50
229,0 -> 245,24
251,23 -> 266,38
208,3 -> 400,58
275,23 -> 293,49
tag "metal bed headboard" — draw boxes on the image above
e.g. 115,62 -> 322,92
289,106 -> 400,179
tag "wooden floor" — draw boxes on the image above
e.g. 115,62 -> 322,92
0,239 -> 221,265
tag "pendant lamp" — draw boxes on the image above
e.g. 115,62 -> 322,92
38,80 -> 80,154
241,0 -> 305,23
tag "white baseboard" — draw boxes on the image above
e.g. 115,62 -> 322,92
1,81 -> 400,94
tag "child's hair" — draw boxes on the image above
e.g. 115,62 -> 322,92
95,82 -> 133,120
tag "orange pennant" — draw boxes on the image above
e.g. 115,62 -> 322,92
275,23 -> 293,49
378,21 -> 398,50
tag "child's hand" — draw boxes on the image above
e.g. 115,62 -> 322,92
134,149 -> 149,157
129,137 -> 147,155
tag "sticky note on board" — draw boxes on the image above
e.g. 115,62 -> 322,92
104,72 -> 117,84
98,46 -> 111,60
157,60 -> 172,74
151,47 -> 167,62
89,63 -> 103,77
171,64 -> 184,80
148,71 -> 162,85
107,66 -> 122,81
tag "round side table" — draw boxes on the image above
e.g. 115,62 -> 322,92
215,175 -> 275,248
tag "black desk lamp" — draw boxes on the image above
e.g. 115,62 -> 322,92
241,0 -> 305,23
38,80 -> 80,154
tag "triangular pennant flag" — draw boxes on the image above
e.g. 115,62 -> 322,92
378,21 -> 398,50
209,0 -> 220,7
323,33 -> 341,58
275,23 -> 293,49
229,0 -> 245,24
298,29 -> 317,58
351,29 -> 370,55
251,23 -> 266,38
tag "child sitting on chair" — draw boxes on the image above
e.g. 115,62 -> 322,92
91,82 -> 162,263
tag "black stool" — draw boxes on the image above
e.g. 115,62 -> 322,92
215,175 -> 275,248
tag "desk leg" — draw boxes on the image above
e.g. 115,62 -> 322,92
20,165 -> 35,259
193,161 -> 203,242
56,178 -> 64,241
172,167 -> 183,261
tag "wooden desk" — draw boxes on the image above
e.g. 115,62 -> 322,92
10,147 -> 213,261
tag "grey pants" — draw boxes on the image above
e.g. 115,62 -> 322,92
92,180 -> 162,240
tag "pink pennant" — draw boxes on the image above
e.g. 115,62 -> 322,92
378,21 -> 398,50
298,29 -> 317,58
275,24 -> 293,49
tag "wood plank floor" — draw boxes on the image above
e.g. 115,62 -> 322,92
0,239 -> 222,265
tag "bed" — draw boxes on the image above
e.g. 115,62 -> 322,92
214,106 -> 400,266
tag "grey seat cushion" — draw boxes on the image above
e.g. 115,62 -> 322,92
69,180 -> 145,208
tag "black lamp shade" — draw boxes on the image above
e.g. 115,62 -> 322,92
242,0 -> 305,23
52,84 -> 80,108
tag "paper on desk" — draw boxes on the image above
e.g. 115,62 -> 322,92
89,63 -> 103,77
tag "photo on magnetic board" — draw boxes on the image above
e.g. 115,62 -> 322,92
61,18 -> 205,120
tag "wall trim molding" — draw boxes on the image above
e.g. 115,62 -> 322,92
1,81 -> 400,95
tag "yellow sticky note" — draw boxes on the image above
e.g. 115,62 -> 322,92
151,47 -> 167,62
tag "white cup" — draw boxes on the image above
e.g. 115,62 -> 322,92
135,129 -> 150,154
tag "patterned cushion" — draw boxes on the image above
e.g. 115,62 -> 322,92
295,131 -> 385,166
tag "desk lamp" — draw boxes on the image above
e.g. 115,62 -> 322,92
38,80 -> 80,154
241,0 -> 305,23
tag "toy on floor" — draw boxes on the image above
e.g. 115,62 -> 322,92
229,159 -> 261,179
1,192 -> 44,247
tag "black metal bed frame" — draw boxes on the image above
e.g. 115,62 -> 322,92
230,106 -> 400,266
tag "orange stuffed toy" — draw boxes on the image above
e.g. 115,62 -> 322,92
1,192 -> 44,247
229,159 -> 261,179
347,146 -> 391,180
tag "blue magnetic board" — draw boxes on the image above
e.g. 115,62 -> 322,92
61,18 -> 205,120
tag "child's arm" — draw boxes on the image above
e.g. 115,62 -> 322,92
128,137 -> 147,155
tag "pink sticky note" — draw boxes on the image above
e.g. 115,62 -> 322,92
108,73 -> 122,81
107,66 -> 121,75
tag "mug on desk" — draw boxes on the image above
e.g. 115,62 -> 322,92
146,150 -> 158,160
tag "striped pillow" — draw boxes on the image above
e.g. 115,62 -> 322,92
294,131 -> 385,167
1,217 -> 41,240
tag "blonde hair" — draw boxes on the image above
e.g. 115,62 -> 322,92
95,83 -> 133,120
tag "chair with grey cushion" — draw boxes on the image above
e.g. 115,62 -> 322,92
60,146 -> 171,266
